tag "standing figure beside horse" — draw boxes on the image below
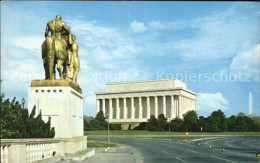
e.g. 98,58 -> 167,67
67,34 -> 80,84
42,15 -> 80,85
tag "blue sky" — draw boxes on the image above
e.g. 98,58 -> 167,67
1,1 -> 259,117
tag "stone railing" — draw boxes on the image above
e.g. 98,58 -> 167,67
26,141 -> 59,162
1,139 -> 59,163
1,136 -> 87,163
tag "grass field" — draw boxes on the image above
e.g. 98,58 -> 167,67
87,136 -> 219,149
85,130 -> 260,136
149,136 -> 219,141
87,140 -> 126,148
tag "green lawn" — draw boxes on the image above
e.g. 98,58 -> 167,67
149,136 -> 219,141
87,140 -> 127,148
85,130 -> 260,136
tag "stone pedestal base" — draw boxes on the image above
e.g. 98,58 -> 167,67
120,122 -> 140,130
58,136 -> 87,155
110,119 -> 147,130
28,80 -> 83,138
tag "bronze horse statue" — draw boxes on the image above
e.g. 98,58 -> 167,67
41,15 -> 80,85
41,15 -> 71,80
42,32 -> 69,80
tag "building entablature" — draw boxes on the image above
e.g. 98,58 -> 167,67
96,88 -> 196,100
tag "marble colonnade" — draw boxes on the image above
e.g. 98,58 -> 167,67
96,94 -> 196,121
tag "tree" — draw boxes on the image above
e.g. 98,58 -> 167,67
27,106 -> 55,138
84,118 -> 89,131
170,118 -> 183,131
252,123 -> 260,132
227,115 -> 237,131
86,111 -> 122,131
252,116 -> 260,131
0,95 -> 18,138
198,116 -> 209,132
146,115 -> 159,131
86,111 -> 107,130
235,116 -> 247,132
83,115 -> 94,131
109,124 -> 122,130
95,111 -> 107,130
206,116 -> 219,132
0,94 -> 55,138
209,110 -> 228,132
237,112 -> 246,117
157,114 -> 167,131
43,117 -> 55,138
134,122 -> 147,130
87,119 -> 101,131
243,116 -> 254,131
182,110 -> 198,132
133,114 -> 167,131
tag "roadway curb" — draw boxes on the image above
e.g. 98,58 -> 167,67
190,137 -> 222,142
62,148 -> 95,161
36,157 -> 62,163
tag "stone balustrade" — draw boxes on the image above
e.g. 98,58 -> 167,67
26,142 -> 58,162
1,144 -> 9,163
0,136 -> 87,163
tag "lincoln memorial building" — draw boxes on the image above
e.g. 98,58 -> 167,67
95,79 -> 196,130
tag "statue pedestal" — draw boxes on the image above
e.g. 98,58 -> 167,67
28,80 -> 83,138
28,80 -> 87,154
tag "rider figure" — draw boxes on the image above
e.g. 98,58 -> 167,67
45,15 -> 70,39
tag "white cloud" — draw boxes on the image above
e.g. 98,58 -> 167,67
230,44 -> 260,81
196,92 -> 229,116
10,36 -> 44,55
149,20 -> 188,30
146,4 -> 258,61
130,20 -> 147,33
84,94 -> 97,116
2,35 -> 45,96
2,57 -> 44,99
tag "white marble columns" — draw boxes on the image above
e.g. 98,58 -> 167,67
131,97 -> 135,119
123,98 -> 127,119
102,99 -> 106,116
96,95 -> 195,121
109,99 -> 112,119
116,98 -> 120,119
163,96 -> 166,116
154,96 -> 158,118
146,97 -> 150,119
170,96 -> 174,119
139,97 -> 142,119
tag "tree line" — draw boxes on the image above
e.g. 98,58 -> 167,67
0,93 -> 55,138
85,109 -> 260,132
134,110 -> 260,132
84,111 -> 122,131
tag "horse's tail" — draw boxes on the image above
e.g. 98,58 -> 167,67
45,36 -> 55,79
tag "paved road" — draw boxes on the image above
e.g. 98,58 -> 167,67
88,136 -> 260,163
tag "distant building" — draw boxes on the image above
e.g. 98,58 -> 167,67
249,92 -> 253,116
95,79 -> 196,130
